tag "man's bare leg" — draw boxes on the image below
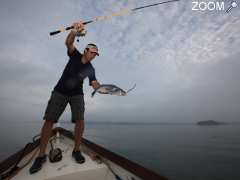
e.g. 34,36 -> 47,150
38,120 -> 54,157
74,120 -> 84,151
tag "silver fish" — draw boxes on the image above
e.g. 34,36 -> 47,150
91,84 -> 136,97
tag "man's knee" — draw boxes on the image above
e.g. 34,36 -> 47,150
75,119 -> 84,124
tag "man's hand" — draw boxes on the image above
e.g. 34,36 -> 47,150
72,21 -> 85,35
91,80 -> 100,90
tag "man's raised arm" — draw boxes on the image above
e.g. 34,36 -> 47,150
65,21 -> 85,54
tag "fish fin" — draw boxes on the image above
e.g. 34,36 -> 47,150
126,84 -> 136,94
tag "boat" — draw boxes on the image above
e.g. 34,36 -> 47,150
0,127 -> 168,180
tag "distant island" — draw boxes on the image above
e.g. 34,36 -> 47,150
197,120 -> 225,126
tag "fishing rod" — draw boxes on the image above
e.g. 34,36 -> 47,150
49,0 -> 180,36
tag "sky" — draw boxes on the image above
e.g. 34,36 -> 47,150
0,0 -> 240,123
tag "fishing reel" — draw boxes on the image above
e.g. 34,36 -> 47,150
76,29 -> 87,37
49,137 -> 63,163
76,29 -> 87,42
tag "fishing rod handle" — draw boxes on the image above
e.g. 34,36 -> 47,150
49,20 -> 93,36
49,26 -> 73,36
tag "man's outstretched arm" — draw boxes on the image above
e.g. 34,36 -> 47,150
65,21 -> 85,54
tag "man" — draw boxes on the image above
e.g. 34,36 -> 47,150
29,21 -> 100,174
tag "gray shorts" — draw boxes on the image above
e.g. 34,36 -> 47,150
43,91 -> 85,123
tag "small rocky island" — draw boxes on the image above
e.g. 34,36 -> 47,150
197,120 -> 225,126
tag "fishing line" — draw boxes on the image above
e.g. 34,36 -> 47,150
49,0 -> 180,36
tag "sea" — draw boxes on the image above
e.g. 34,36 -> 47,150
1,121 -> 240,180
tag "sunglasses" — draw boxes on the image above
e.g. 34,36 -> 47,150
86,48 -> 99,56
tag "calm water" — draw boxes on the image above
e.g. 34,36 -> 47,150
1,122 -> 240,180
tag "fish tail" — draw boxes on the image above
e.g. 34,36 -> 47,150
126,84 -> 136,93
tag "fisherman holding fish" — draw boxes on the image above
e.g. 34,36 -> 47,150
29,21 -> 101,174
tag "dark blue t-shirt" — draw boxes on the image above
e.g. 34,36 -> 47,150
54,49 -> 96,96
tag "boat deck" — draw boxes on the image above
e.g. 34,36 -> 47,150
12,134 -> 115,180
